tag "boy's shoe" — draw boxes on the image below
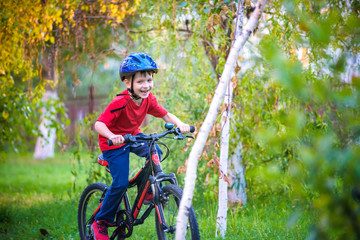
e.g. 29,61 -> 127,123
143,192 -> 153,205
91,220 -> 110,240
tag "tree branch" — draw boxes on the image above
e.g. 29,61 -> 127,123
202,35 -> 220,78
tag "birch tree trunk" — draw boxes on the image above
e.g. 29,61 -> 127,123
228,142 -> 247,205
34,44 -> 58,159
34,91 -> 58,159
215,1 -> 244,237
175,1 -> 269,238
216,84 -> 232,238
226,0 -> 248,208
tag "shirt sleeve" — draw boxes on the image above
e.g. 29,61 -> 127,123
148,95 -> 168,118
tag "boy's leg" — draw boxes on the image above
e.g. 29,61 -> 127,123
95,147 -> 130,223
130,133 -> 162,204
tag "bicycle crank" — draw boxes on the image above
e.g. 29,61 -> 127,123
111,210 -> 133,239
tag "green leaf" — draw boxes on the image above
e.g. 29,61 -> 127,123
179,1 -> 187,7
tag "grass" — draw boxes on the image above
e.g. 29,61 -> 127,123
0,152 -> 316,239
196,196 -> 315,240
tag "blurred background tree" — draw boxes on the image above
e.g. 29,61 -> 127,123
254,0 -> 360,238
0,0 -> 140,155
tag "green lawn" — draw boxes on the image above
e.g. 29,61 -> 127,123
0,152 -> 316,239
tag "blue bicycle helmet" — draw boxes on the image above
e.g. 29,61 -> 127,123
118,52 -> 158,100
119,52 -> 158,80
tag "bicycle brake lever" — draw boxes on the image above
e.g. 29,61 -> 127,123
173,128 -> 194,140
173,133 -> 185,140
173,131 -> 194,140
132,142 -> 144,148
174,135 -> 194,140
124,142 -> 144,150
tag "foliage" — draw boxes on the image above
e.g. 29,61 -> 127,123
0,0 -> 140,150
231,0 -> 360,238
0,85 -> 40,151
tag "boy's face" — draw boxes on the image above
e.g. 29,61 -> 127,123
124,72 -> 154,99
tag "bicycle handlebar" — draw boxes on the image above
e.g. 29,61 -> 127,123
107,126 -> 195,146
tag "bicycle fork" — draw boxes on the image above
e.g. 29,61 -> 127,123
149,173 -> 178,233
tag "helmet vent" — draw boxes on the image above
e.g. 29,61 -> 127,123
119,52 -> 158,79
133,57 -> 141,64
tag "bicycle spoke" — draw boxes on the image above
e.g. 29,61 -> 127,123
155,184 -> 199,240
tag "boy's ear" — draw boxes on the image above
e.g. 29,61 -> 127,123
123,78 -> 131,88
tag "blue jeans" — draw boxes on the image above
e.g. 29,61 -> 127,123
95,133 -> 162,223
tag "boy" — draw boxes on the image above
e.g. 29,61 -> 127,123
92,52 -> 190,240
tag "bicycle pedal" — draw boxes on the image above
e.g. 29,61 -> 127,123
107,222 -> 118,227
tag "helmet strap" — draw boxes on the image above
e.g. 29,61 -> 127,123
128,74 -> 141,100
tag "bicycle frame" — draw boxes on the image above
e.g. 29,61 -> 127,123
92,138 -> 178,239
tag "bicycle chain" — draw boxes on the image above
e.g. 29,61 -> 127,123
114,209 -> 133,238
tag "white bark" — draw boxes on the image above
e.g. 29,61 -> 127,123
347,52 -> 360,83
228,142 -> 247,205
234,0 -> 245,41
226,0 -> 248,208
216,84 -> 232,238
34,90 -> 58,159
215,1 -> 244,237
34,44 -> 58,160
175,1 -> 269,239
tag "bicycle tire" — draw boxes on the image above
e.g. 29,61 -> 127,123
155,184 -> 200,240
78,182 -> 108,240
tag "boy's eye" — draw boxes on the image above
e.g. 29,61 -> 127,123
135,78 -> 152,84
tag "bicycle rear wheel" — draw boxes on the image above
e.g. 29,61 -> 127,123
78,182 -> 108,240
155,184 -> 200,240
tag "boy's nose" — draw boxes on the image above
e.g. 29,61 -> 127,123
144,81 -> 151,88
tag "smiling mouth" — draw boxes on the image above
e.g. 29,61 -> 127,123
140,90 -> 149,94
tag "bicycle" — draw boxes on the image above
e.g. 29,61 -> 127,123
78,123 -> 200,240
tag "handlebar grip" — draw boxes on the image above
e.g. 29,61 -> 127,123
123,134 -> 131,143
190,126 -> 195,133
108,135 -> 131,146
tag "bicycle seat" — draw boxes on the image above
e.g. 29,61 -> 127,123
97,154 -> 108,166
97,154 -> 110,173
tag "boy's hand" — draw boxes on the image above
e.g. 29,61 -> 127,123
178,124 -> 190,134
109,135 -> 125,145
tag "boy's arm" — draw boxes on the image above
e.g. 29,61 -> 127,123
94,121 -> 124,145
162,113 -> 190,133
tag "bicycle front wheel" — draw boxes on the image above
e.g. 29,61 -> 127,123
155,184 -> 200,240
78,182 -> 108,240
